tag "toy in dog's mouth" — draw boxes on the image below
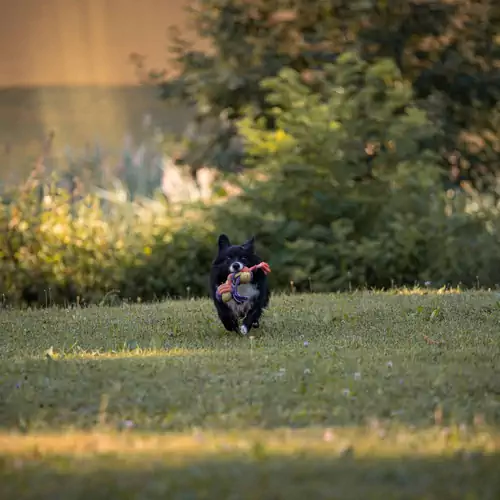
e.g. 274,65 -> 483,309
216,262 -> 271,304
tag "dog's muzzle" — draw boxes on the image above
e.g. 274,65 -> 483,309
229,261 -> 243,273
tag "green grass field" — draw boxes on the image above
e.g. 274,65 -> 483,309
1,291 -> 500,499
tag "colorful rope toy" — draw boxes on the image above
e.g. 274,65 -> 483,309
216,262 -> 271,304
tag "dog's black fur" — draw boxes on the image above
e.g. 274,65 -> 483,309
209,234 -> 270,335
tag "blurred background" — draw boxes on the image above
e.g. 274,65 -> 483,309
1,0 -> 500,307
0,0 -> 198,185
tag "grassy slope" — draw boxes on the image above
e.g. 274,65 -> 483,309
1,291 -> 500,499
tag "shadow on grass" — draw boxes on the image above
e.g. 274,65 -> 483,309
0,447 -> 499,500
1,351 -> 222,431
3,346 -> 500,433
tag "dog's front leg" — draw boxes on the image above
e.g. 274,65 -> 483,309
240,304 -> 264,336
215,303 -> 239,332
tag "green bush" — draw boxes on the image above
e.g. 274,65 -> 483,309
211,52 -> 500,291
3,53 -> 500,307
2,175 -> 500,308
0,176 -> 216,306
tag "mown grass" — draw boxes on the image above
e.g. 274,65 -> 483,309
1,291 -> 500,499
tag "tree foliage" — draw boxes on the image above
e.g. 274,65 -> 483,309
4,1 -> 500,306
210,53 -> 500,290
152,0 -> 500,190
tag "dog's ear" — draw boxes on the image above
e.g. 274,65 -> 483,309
217,233 -> 231,251
241,236 -> 255,253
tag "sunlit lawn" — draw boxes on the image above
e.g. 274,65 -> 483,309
1,291 -> 500,499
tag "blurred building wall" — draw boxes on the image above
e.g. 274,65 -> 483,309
0,0 -> 200,86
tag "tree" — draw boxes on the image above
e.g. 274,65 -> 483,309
141,0 -> 500,191
211,52 -> 447,289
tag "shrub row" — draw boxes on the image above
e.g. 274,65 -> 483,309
3,54 -> 500,307
2,176 -> 500,309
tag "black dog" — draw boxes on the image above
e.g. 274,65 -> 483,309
209,234 -> 270,335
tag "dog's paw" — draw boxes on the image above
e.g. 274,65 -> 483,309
240,324 -> 248,335
252,321 -> 260,329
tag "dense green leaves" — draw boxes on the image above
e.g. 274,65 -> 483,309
150,0 -> 500,189
4,7 -> 500,305
210,53 -> 500,291
0,178 -> 216,306
238,53 -> 441,224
